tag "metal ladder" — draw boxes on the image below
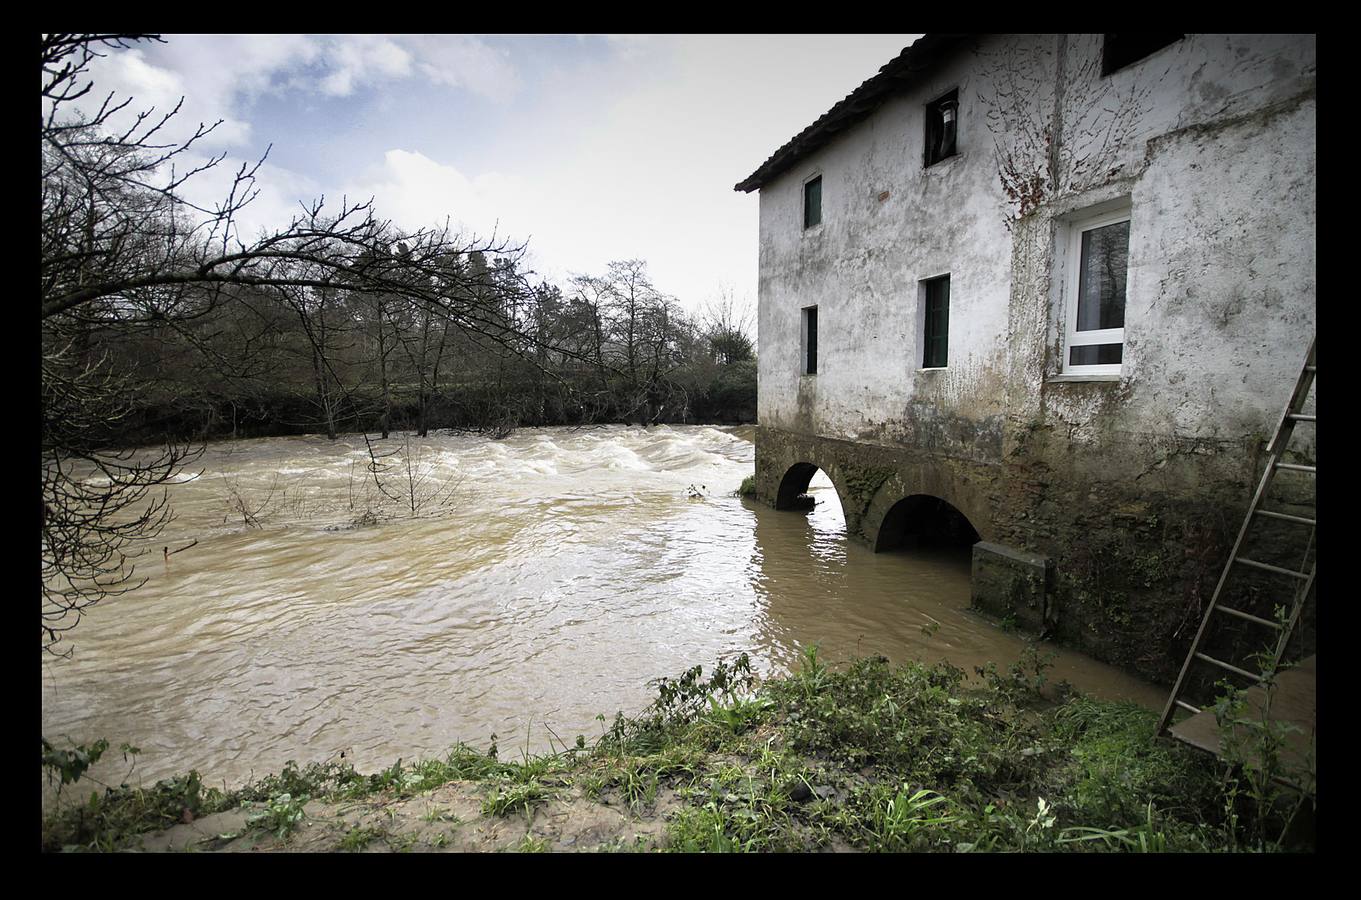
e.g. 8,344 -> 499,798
1155,338 -> 1316,738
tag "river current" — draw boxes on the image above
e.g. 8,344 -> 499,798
42,425 -> 1164,793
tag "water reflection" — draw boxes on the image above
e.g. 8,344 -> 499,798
746,471 -> 1164,708
747,472 -> 978,673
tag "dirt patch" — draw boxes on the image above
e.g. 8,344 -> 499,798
137,782 -> 684,853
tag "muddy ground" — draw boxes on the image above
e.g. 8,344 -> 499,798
138,782 -> 688,853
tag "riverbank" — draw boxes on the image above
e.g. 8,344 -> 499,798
41,651 -> 1313,852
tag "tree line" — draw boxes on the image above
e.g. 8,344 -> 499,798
99,254 -> 755,446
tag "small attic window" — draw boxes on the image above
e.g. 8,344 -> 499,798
924,89 -> 959,168
1102,34 -> 1183,75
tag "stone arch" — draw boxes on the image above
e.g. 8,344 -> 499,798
871,494 -> 982,552
775,460 -> 848,519
757,432 -> 995,543
862,474 -> 993,552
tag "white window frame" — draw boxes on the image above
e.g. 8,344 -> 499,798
1062,204 -> 1131,376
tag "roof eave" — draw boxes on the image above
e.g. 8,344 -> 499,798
734,33 -> 977,194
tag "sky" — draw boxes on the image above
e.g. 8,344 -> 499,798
74,34 -> 923,324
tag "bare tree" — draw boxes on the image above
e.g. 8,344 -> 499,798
700,288 -> 756,365
352,253 -> 403,440
565,272 -> 618,414
581,260 -> 689,424
39,34 -> 519,653
41,337 -> 201,654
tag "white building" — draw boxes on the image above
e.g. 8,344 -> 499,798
736,34 -> 1316,680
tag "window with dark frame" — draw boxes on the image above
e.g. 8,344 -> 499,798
803,176 -> 822,229
922,275 -> 949,369
924,90 -> 959,167
802,306 -> 818,375
1102,34 -> 1183,76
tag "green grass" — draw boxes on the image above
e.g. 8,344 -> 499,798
481,777 -> 556,818
512,834 -> 550,852
337,824 -> 384,851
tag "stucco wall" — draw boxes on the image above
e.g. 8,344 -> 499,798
757,36 -> 1023,459
757,33 -> 1315,456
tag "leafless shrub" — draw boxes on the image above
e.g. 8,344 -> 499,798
363,434 -> 464,519
217,472 -> 282,529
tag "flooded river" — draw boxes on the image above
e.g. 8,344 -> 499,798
42,425 -> 1164,793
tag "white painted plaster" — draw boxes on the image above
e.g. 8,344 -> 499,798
754,34 -> 1315,459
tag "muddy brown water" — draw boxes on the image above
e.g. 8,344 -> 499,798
42,425 -> 1164,798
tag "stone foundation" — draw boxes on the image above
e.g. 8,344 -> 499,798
971,542 -> 1052,634
755,424 -> 1315,686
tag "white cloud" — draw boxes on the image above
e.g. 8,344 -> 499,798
66,35 -> 519,151
77,46 -> 215,141
71,36 -> 315,150
163,33 -> 319,106
597,34 -> 657,61
329,146 -> 658,296
317,36 -> 413,96
405,35 -> 519,102
341,149 -> 536,243
104,47 -> 183,108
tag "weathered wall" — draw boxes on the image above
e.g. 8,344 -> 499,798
757,35 -> 1024,456
753,34 -> 1316,684
757,34 -> 1316,450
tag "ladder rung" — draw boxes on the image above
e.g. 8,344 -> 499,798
1215,605 -> 1285,629
1235,557 -> 1311,580
1155,339 -> 1315,743
1255,509 -> 1316,526
1194,652 -> 1265,683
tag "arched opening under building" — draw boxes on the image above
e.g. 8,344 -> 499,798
874,494 -> 981,553
775,463 -> 845,530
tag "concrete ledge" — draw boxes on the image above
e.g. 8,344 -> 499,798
1044,374 -> 1122,383
971,541 -> 1052,634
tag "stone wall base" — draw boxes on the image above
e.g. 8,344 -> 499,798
754,424 -> 1314,686
971,542 -> 1053,634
